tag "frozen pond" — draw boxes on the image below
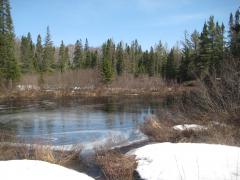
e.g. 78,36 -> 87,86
0,96 -> 171,151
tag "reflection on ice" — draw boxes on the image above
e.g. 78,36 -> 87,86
0,97 -> 161,150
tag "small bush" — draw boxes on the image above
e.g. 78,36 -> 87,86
95,150 -> 137,180
140,115 -> 178,142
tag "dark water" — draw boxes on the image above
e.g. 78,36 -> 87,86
0,96 -> 171,151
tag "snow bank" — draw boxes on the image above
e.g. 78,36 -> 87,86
130,143 -> 240,180
173,124 -> 207,131
0,160 -> 94,180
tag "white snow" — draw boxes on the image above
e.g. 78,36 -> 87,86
130,143 -> 240,180
173,124 -> 207,131
0,160 -> 94,180
16,85 -> 40,91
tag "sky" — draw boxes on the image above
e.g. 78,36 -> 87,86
11,0 -> 239,49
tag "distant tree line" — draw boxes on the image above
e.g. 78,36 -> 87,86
0,0 -> 239,87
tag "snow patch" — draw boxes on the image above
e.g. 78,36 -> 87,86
130,143 -> 240,180
173,124 -> 207,131
0,160 -> 94,180
16,85 -> 40,91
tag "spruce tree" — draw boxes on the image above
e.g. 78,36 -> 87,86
0,0 -> 20,86
58,40 -> 66,73
102,57 -> 114,83
137,51 -> 147,75
84,38 -> 91,68
178,32 -> 193,82
228,13 -> 235,56
212,22 -> 224,75
73,40 -> 83,69
229,10 -> 240,58
235,10 -> 240,56
198,23 -> 211,77
155,41 -> 167,75
148,47 -> 155,77
165,48 -> 177,80
101,42 -> 115,83
90,50 -> 98,68
34,35 -> 44,73
64,47 -> 70,69
129,40 -> 141,75
43,26 -> 55,72
20,33 -> 34,73
116,42 -> 124,75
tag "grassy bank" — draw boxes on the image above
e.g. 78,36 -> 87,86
0,70 -> 195,100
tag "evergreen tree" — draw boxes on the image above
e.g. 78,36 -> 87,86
129,40 -> 141,75
189,30 -> 201,77
20,33 -> 34,73
148,47 -> 155,77
64,47 -> 70,69
58,40 -> 66,73
228,10 -> 240,58
43,26 -> 55,71
90,50 -> 98,68
178,32 -> 194,82
116,42 -> 124,75
137,51 -> 148,75
165,48 -> 177,80
84,38 -> 91,68
73,40 -> 83,69
0,0 -> 20,86
155,41 -> 167,76
212,22 -> 225,74
197,23 -> 211,77
101,41 -> 115,83
106,39 -> 116,70
234,10 -> 240,57
34,35 -> 44,73
102,57 -> 114,83
228,13 -> 235,56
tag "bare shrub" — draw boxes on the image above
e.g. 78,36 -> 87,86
173,58 -> 240,145
184,58 -> 240,124
17,69 -> 101,91
43,69 -> 101,90
18,73 -> 39,87
110,74 -> 166,91
95,150 -> 137,180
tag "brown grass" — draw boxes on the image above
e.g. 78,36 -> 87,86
140,115 -> 177,142
95,150 -> 137,180
7,70 -> 192,99
0,131 -> 82,166
140,116 -> 211,143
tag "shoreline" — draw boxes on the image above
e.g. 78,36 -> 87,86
0,84 -> 195,101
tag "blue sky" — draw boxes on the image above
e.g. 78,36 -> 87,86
11,0 -> 239,49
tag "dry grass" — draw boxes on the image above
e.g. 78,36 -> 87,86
10,70 -> 192,99
95,150 -> 137,180
0,131 -> 82,166
140,115 -> 211,143
140,115 -> 177,142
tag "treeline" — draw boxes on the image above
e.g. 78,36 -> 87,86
0,0 -> 240,87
